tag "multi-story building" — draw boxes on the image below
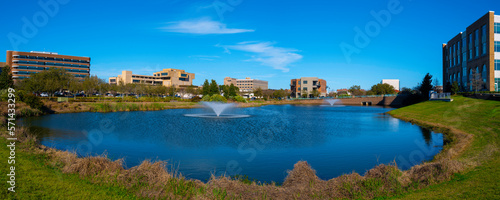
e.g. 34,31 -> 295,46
443,11 -> 500,92
6,50 -> 90,81
223,77 -> 268,92
108,68 -> 195,87
381,79 -> 400,91
290,77 -> 327,98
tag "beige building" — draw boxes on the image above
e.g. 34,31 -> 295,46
223,77 -> 268,92
109,68 -> 195,87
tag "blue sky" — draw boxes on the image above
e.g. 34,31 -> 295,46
1,0 -> 499,90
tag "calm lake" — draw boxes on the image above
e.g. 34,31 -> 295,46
21,105 -> 443,183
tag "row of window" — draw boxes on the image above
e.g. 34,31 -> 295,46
495,23 -> 500,34
131,79 -> 164,84
448,65 -> 488,84
495,41 -> 500,53
13,65 -> 89,73
13,60 -> 90,68
448,25 -> 488,68
13,55 -> 89,63
12,71 -> 88,78
496,60 -> 500,70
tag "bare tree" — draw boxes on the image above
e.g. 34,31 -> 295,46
470,68 -> 483,93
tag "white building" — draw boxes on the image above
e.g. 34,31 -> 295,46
381,79 -> 400,91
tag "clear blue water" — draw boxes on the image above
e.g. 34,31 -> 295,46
21,105 -> 443,183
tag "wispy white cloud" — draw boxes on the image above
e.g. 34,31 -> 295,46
219,41 -> 302,72
161,18 -> 254,34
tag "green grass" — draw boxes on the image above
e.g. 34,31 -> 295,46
388,95 -> 500,199
88,102 -> 197,112
0,137 -> 139,200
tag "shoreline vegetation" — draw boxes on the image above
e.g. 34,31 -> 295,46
1,96 -> 498,199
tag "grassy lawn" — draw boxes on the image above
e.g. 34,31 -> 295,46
388,95 -> 500,199
0,137 -> 139,200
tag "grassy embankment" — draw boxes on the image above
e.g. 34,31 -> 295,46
0,95 -> 498,199
389,95 -> 499,199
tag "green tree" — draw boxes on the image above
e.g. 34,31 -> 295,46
451,81 -> 460,95
253,87 -> 263,98
23,68 -> 71,97
68,78 -> 82,99
201,79 -> 210,96
311,89 -> 321,98
228,84 -> 238,97
82,75 -> 101,97
400,87 -> 413,95
418,73 -> 433,97
0,65 -> 14,90
370,83 -> 396,95
209,79 -> 219,96
301,89 -> 309,98
221,85 -> 230,98
273,89 -> 287,99
167,87 -> 177,97
348,85 -> 365,96
186,85 -> 197,96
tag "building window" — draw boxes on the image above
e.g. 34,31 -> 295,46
303,80 -> 307,84
161,73 -> 168,76
495,60 -> 500,70
469,34 -> 473,60
475,29 -> 479,58
495,41 -> 500,52
495,23 -> 500,34
496,78 -> 500,91
133,80 -> 140,83
482,25 -> 487,55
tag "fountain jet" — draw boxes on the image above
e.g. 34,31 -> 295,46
202,102 -> 234,117
325,99 -> 340,106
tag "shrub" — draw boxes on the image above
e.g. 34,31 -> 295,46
17,107 -> 42,117
201,95 -> 211,101
233,95 -> 247,103
191,96 -> 202,102
23,94 -> 44,110
209,94 -> 227,102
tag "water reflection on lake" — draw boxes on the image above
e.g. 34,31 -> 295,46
21,105 -> 443,183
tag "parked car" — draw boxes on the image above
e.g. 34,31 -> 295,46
40,93 -> 49,97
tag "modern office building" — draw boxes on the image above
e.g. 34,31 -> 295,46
290,77 -> 327,97
381,79 -> 400,91
108,68 -> 195,87
223,77 -> 268,92
6,50 -> 90,81
443,11 -> 500,92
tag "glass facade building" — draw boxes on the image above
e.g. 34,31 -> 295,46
6,51 -> 90,81
443,11 -> 500,92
